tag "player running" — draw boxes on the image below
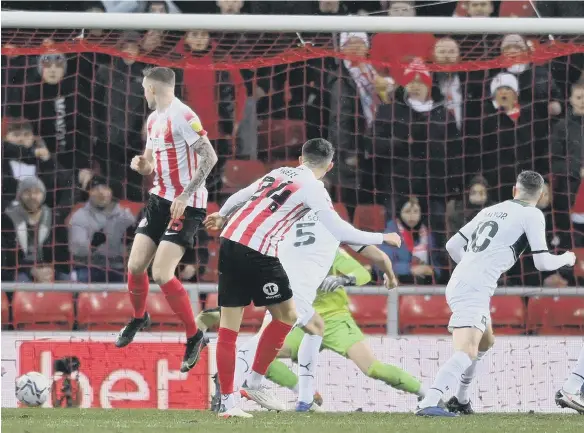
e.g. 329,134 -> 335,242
198,245 -> 427,411
203,138 -> 401,418
416,171 -> 576,417
556,345 -> 584,414
115,67 -> 218,373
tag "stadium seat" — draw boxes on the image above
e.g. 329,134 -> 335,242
77,292 -> 134,331
573,248 -> 584,279
527,297 -> 584,335
12,292 -> 74,330
201,241 -> 220,282
241,303 -> 266,331
221,160 -> 266,193
257,119 -> 306,152
353,204 -> 386,232
118,200 -> 144,217
333,202 -> 350,222
146,292 -> 183,331
349,295 -> 387,334
204,293 -> 219,310
399,295 -> 451,334
2,292 -> 10,327
572,179 -> 584,214
490,296 -> 526,335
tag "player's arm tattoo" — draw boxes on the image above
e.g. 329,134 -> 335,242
182,136 -> 218,197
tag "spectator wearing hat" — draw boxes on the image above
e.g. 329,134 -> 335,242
68,176 -> 137,283
374,59 -> 461,207
328,32 -> 395,208
1,117 -> 69,210
1,177 -> 69,282
6,51 -> 93,192
467,73 -> 534,202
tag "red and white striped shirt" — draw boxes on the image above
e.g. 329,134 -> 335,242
146,98 -> 208,209
219,165 -> 383,257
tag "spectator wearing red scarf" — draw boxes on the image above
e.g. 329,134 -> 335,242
378,197 -> 442,285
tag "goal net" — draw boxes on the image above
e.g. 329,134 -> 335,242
1,12 -> 583,413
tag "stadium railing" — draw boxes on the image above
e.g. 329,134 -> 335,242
2,283 -> 582,335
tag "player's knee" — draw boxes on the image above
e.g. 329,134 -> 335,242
127,260 -> 148,276
151,265 -> 173,286
458,343 -> 479,360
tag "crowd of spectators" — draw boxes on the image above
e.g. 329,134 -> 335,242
1,0 -> 584,287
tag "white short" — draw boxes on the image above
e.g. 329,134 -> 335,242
284,262 -> 328,327
445,278 -> 492,333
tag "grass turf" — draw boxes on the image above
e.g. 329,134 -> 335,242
2,409 -> 583,433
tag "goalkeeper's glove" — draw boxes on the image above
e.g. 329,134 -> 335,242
319,275 -> 357,293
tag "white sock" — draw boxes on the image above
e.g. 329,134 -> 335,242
563,345 -> 584,395
235,334 -> 260,389
456,351 -> 487,404
221,393 -> 236,410
297,334 -> 323,404
418,383 -> 428,398
418,351 -> 473,409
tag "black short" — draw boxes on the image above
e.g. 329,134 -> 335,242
135,194 -> 206,249
218,238 -> 293,308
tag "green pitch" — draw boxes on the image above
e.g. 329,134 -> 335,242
2,409 -> 583,433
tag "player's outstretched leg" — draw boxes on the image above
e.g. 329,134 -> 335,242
295,311 -> 325,412
556,345 -> 584,414
416,327 -> 483,417
152,242 -> 207,373
346,340 -> 426,397
116,234 -> 157,348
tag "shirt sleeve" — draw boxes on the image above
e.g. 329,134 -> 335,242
218,177 -> 264,217
304,183 -> 384,246
346,244 -> 367,253
177,109 -> 206,147
332,248 -> 372,286
523,208 -> 549,253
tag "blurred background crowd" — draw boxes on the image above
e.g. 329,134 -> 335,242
1,0 -> 584,291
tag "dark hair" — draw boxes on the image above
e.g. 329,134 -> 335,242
301,138 -> 334,167
517,170 -> 544,196
143,67 -> 175,85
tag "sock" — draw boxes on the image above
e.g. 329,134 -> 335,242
247,319 -> 293,389
456,350 -> 487,404
367,360 -> 422,396
160,277 -> 198,338
298,334 -> 323,404
235,334 -> 260,389
563,346 -> 584,394
128,272 -> 149,318
217,327 -> 238,409
418,351 -> 472,409
266,359 -> 299,391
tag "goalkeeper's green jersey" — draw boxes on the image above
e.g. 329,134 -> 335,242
312,248 -> 372,320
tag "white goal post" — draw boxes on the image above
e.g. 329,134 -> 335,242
2,11 -> 584,34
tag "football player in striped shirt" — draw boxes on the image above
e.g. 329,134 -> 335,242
115,67 -> 217,374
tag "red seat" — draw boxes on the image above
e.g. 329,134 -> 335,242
257,119 -> 306,152
77,292 -> 134,331
527,297 -> 584,335
205,293 -> 219,310
242,303 -> 266,331
399,295 -> 451,334
353,204 -> 386,232
12,292 -> 74,330
221,160 -> 266,193
500,0 -> 535,17
201,241 -> 220,283
146,292 -> 183,331
118,200 -> 144,217
490,296 -> 525,334
2,292 -> 10,327
333,202 -> 350,222
572,179 -> 584,214
349,295 -> 387,334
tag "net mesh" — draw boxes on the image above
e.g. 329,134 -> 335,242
2,27 -> 584,287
